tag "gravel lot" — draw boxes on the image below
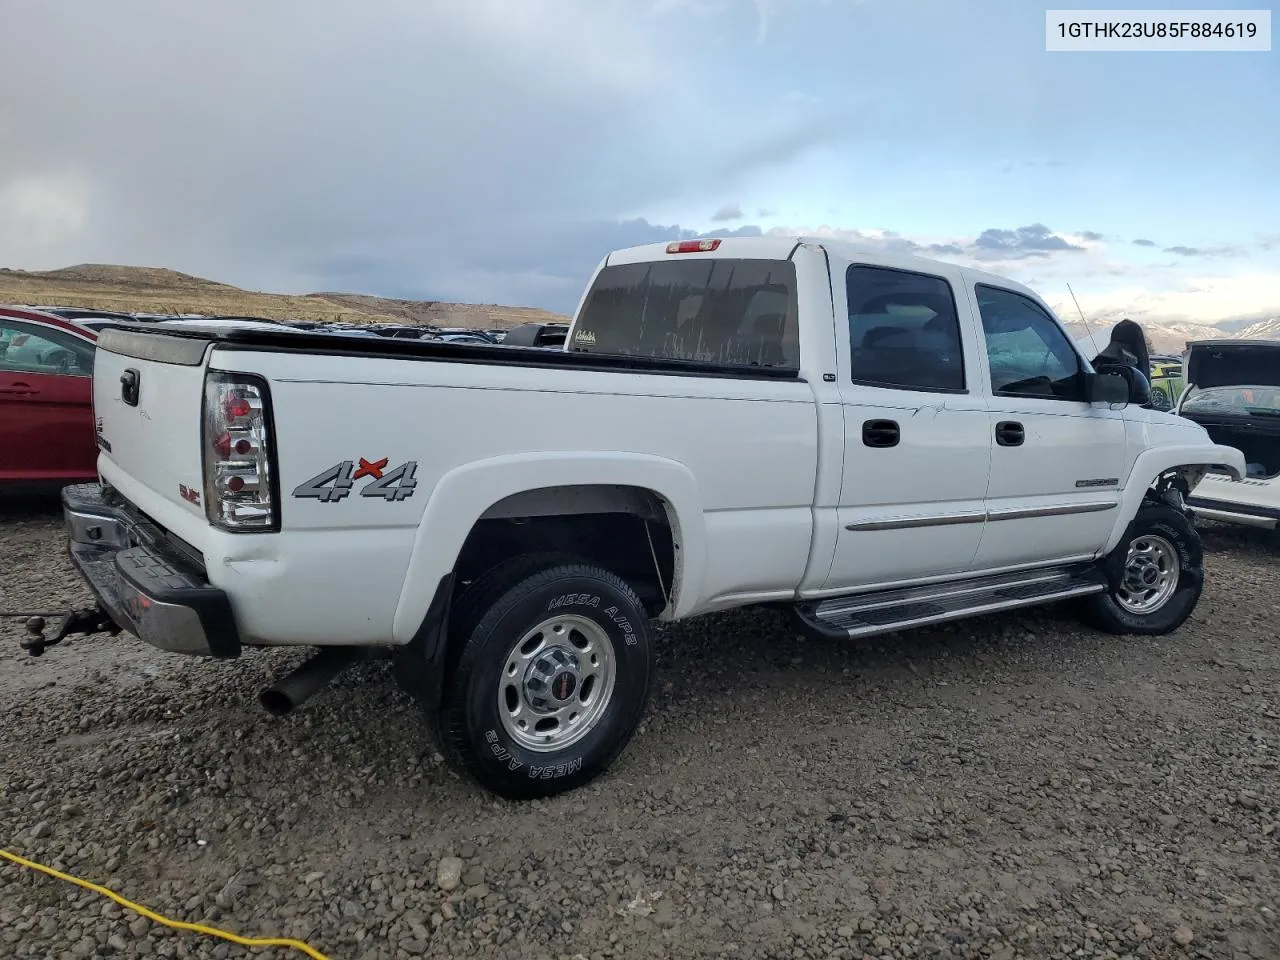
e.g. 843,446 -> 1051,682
2,495 -> 1278,960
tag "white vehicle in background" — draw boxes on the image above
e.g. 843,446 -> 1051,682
43,235 -> 1246,800
1177,339 -> 1280,536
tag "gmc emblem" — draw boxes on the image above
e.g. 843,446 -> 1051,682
179,484 -> 201,506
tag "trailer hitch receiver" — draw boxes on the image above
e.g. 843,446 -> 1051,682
2,607 -> 122,657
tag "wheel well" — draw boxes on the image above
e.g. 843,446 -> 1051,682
1147,466 -> 1203,508
453,485 -> 679,617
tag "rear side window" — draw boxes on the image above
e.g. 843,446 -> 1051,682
570,258 -> 799,369
846,265 -> 966,392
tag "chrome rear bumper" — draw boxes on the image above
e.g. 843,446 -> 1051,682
61,483 -> 241,658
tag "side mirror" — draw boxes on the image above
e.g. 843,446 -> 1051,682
1089,365 -> 1151,407
1088,369 -> 1132,406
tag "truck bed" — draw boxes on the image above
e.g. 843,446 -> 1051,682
99,322 -> 804,381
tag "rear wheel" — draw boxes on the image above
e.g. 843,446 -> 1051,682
1082,503 -> 1204,635
435,561 -> 654,799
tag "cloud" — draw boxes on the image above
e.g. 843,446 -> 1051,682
0,0 -> 866,314
0,172 -> 93,255
757,207 -> 778,217
1079,231 -> 1105,242
1164,245 -> 1241,258
1132,238 -> 1158,247
711,202 -> 744,222
970,223 -> 1086,260
1055,273 -> 1280,328
767,222 -> 1091,265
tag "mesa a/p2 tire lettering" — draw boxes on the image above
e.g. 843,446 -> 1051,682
481,728 -> 587,780
547,593 -> 638,646
437,564 -> 655,800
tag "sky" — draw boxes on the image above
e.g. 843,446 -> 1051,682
1,0 -> 1277,328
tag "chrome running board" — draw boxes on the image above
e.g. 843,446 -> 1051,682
795,564 -> 1107,639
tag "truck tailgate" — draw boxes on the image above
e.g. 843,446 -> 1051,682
92,328 -> 213,536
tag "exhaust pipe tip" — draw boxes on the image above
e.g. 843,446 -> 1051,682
259,687 -> 296,717
258,646 -> 360,718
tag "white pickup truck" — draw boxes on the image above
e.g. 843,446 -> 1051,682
55,235 -> 1245,799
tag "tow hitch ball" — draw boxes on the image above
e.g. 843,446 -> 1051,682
1,607 -> 121,657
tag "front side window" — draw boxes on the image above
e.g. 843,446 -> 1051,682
571,258 -> 799,369
975,285 -> 1084,401
846,264 -> 966,392
0,321 -> 96,377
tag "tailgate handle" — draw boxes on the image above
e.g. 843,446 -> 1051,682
120,369 -> 140,406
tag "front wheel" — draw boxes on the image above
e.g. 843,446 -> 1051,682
1082,503 -> 1204,635
436,561 -> 655,800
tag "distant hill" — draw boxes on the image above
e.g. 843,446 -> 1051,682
0,263 -> 569,330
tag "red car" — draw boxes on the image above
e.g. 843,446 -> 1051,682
0,306 -> 100,490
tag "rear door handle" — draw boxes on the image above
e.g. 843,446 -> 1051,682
996,420 -> 1025,446
0,384 -> 38,396
862,419 -> 900,448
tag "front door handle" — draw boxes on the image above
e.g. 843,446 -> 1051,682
996,420 -> 1025,447
862,419 -> 900,448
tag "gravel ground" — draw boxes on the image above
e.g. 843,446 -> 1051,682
2,494 -> 1278,960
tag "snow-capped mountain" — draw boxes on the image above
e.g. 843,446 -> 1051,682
1065,317 -> 1280,356
1232,317 -> 1280,341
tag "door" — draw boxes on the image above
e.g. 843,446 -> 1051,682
966,282 -> 1128,570
0,320 -> 98,483
823,262 -> 992,591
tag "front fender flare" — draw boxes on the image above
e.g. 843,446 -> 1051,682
1103,442 -> 1246,554
390,452 -> 707,643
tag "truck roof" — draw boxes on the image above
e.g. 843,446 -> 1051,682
603,234 -> 1042,300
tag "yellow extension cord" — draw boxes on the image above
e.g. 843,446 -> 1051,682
0,847 -> 333,960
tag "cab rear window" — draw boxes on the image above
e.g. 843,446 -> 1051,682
570,258 -> 799,369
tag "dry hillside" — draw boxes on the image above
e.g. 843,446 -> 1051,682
0,264 -> 569,330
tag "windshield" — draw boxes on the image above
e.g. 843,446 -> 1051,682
1181,385 -> 1280,417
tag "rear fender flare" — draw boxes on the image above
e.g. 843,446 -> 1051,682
390,452 -> 706,642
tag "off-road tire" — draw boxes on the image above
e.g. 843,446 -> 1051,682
435,561 -> 654,800
1081,502 -> 1204,635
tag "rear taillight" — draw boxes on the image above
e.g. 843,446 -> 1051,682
202,372 -> 278,532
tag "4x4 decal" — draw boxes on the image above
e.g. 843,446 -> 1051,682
292,458 -> 419,503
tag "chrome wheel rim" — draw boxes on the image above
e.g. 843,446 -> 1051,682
497,614 -> 616,753
1115,533 -> 1180,615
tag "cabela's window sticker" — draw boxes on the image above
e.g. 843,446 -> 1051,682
574,328 -> 596,345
